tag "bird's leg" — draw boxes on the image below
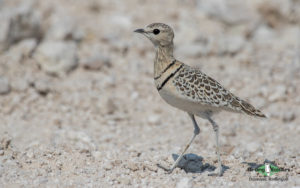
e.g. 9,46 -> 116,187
207,117 -> 222,176
157,113 -> 200,173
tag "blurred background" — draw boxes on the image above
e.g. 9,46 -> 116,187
0,0 -> 299,187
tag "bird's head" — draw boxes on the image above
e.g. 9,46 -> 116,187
134,23 -> 174,47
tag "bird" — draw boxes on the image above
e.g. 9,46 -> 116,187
134,23 -> 266,176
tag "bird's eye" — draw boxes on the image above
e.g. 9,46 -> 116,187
153,29 -> 160,35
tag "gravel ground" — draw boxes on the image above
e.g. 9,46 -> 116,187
0,0 -> 300,187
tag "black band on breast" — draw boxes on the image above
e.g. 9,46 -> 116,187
157,64 -> 183,91
154,60 -> 176,80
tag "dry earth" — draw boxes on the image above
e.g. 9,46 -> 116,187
0,0 -> 300,187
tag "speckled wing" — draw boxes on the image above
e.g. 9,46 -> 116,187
172,65 -> 266,117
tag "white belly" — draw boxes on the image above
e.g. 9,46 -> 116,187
158,87 -> 220,118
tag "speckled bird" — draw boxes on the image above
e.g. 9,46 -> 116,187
134,23 -> 266,176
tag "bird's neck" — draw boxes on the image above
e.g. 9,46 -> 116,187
154,43 -> 175,78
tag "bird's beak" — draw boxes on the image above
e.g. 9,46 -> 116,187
134,28 -> 145,33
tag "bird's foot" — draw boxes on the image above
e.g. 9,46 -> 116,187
208,166 -> 223,177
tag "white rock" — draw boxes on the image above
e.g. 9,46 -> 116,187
175,43 -> 209,58
218,35 -> 245,55
253,25 -> 275,44
81,53 -> 111,70
0,77 -> 10,95
196,0 -> 257,25
34,41 -> 78,76
268,85 -> 287,102
282,112 -> 296,122
66,130 -> 95,153
147,115 -> 160,125
246,142 -> 260,153
45,10 -> 84,42
11,79 -> 29,92
0,1 -> 41,51
7,38 -> 37,62
176,177 -> 192,188
33,78 -> 51,95
110,14 -> 132,29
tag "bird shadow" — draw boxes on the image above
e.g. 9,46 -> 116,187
171,153 -> 229,175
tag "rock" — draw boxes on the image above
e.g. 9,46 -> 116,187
175,43 -> 209,58
11,79 -> 29,92
33,78 -> 52,96
282,112 -> 296,123
177,34 -> 245,57
106,99 -> 118,114
0,134 -> 11,150
81,53 -> 111,70
45,10 -> 84,42
218,35 -> 245,55
14,39 -> 37,57
34,41 -> 78,76
0,1 -> 42,51
296,168 -> 300,174
126,162 -> 139,171
257,0 -> 292,28
92,151 -> 102,159
0,77 -> 10,95
109,14 -> 132,30
67,130 -> 95,153
147,115 -> 160,125
253,25 -> 275,43
176,177 -> 192,188
246,142 -> 260,153
7,38 -> 37,62
268,85 -> 287,102
118,177 -> 131,185
103,161 -> 113,171
196,0 -> 257,25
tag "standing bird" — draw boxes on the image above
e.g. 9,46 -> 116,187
134,23 -> 266,176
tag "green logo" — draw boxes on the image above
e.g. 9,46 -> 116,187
255,163 -> 280,177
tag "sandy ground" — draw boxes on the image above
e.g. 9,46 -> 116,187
0,0 -> 300,187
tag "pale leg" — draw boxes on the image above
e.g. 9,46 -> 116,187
157,113 -> 200,173
207,117 -> 222,176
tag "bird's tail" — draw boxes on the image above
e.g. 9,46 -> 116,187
238,98 -> 267,118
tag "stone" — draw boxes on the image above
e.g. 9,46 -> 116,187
218,35 -> 245,55
0,135 -> 11,150
176,177 -> 192,188
81,54 -> 111,70
147,115 -> 160,125
253,25 -> 275,43
34,41 -> 78,76
106,99 -> 118,114
257,0 -> 292,28
196,0 -> 257,25
33,78 -> 51,96
0,1 -> 42,51
126,162 -> 139,171
282,112 -> 296,122
175,43 -> 209,58
7,38 -> 37,62
0,77 -> 10,95
268,85 -> 287,102
45,10 -> 84,42
246,142 -> 260,153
